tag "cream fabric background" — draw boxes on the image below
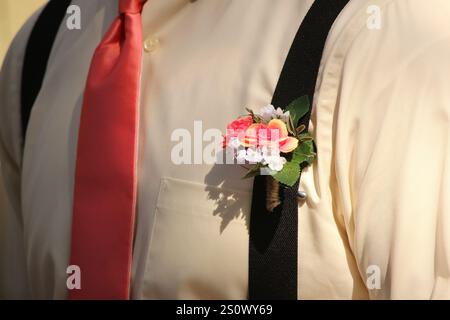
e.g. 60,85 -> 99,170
0,0 -> 47,64
2,0 -> 450,300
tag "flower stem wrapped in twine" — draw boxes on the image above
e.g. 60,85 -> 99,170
265,175 -> 281,212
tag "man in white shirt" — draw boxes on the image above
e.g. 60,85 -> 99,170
1,0 -> 450,300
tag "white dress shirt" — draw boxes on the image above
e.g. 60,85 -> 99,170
1,0 -> 450,299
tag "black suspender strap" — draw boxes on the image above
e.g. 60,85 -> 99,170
248,0 -> 350,300
21,0 -> 71,141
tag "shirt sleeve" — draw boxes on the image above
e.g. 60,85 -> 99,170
335,0 -> 450,299
0,9 -> 42,299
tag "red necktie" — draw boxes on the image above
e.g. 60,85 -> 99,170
69,0 -> 146,300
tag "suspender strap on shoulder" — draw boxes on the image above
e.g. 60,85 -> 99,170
21,0 -> 72,142
248,0 -> 350,300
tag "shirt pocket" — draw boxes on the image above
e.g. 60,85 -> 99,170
142,177 -> 251,299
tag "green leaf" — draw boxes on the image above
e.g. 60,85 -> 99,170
285,95 -> 310,127
296,124 -> 306,134
294,140 -> 316,166
272,139 -> 316,186
286,116 -> 296,135
297,132 -> 313,142
241,164 -> 263,179
242,170 -> 261,179
273,161 -> 300,187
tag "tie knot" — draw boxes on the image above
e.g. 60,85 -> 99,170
119,0 -> 146,14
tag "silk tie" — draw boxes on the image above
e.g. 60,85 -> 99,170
69,0 -> 146,300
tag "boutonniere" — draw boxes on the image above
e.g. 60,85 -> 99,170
223,96 -> 316,212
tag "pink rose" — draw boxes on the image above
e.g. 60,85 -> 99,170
223,115 -> 253,148
242,119 -> 298,153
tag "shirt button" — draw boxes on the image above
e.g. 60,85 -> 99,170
297,190 -> 307,200
144,36 -> 160,53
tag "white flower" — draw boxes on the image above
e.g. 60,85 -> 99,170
256,104 -> 291,123
274,107 -> 284,118
236,147 -> 264,164
265,155 -> 287,172
245,147 -> 263,163
278,108 -> 291,123
261,144 -> 280,162
257,104 -> 276,122
236,149 -> 247,163
260,145 -> 286,171
274,107 -> 290,123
